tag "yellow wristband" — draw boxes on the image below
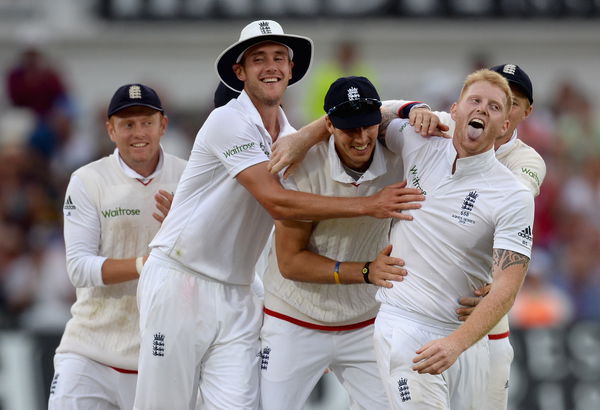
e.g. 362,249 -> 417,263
135,256 -> 144,276
333,261 -> 342,284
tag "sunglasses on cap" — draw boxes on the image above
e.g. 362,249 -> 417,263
327,98 -> 382,117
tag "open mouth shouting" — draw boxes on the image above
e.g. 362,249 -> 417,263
467,118 -> 485,139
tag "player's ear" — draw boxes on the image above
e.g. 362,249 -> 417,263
450,102 -> 458,121
233,64 -> 245,82
106,119 -> 117,143
325,116 -> 335,135
501,118 -> 510,136
159,114 -> 169,137
523,104 -> 533,120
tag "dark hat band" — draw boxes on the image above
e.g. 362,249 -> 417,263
327,98 -> 382,117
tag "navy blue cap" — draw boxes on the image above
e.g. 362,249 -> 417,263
324,76 -> 382,130
107,84 -> 164,117
490,64 -> 533,104
214,82 -> 241,108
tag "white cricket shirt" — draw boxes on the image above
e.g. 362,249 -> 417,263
149,91 -> 296,285
264,137 -> 403,326
382,100 -> 546,197
58,149 -> 187,369
376,119 -> 535,327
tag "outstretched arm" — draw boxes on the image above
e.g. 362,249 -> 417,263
238,162 -> 425,221
381,100 -> 450,138
269,103 -> 450,177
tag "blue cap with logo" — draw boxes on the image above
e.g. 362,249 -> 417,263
107,83 -> 164,117
490,64 -> 533,104
324,76 -> 382,130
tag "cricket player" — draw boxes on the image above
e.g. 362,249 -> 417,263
49,84 -> 186,409
261,76 -> 423,410
373,69 -> 534,409
384,63 -> 544,409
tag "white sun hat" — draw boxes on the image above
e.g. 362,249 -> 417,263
215,20 -> 313,92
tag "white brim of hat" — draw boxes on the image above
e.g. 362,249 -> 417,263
215,34 -> 313,93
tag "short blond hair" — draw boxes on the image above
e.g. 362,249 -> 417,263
459,69 -> 512,113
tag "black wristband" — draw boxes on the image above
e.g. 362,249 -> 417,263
362,262 -> 371,284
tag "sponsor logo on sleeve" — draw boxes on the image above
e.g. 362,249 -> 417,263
63,196 -> 76,216
64,196 -> 76,210
521,167 -> 540,186
223,142 -> 256,159
518,225 -> 533,246
398,120 -> 409,134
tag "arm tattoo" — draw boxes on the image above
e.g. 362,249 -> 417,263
493,249 -> 530,271
377,107 -> 399,145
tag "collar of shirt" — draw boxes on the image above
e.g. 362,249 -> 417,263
114,146 -> 164,183
495,129 -> 518,157
237,90 -> 296,141
328,136 -> 388,184
451,145 -> 497,177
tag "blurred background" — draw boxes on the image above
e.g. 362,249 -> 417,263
0,1 -> 599,409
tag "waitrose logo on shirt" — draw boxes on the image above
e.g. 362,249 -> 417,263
101,207 -> 141,218
223,142 -> 255,158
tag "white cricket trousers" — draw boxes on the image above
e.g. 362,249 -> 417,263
259,314 -> 388,410
48,352 -> 137,410
373,306 -> 489,409
486,315 -> 514,410
134,252 -> 262,410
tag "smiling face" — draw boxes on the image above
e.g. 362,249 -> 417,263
451,74 -> 511,158
326,116 -> 378,172
233,42 -> 293,107
106,106 -> 168,177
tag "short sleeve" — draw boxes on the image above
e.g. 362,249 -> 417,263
201,108 -> 271,178
493,189 -> 535,258
512,151 -> 546,197
384,118 -> 429,158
